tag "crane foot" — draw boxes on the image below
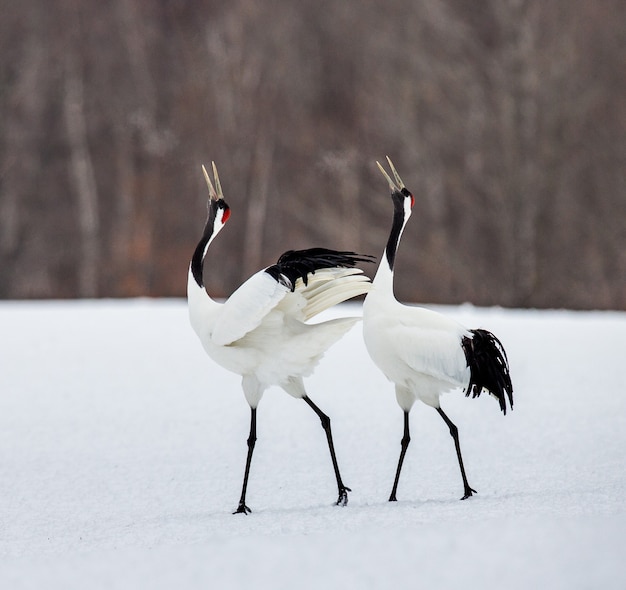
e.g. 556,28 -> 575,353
336,486 -> 351,507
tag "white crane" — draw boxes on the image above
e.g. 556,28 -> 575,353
187,162 -> 372,514
363,158 -> 513,501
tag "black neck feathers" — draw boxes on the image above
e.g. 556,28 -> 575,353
385,190 -> 408,272
191,235 -> 209,287
190,201 -> 221,288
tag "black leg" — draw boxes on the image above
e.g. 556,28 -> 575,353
303,396 -> 351,506
436,407 -> 477,500
389,410 -> 411,501
233,407 -> 257,514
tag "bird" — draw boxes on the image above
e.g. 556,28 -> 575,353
187,162 -> 373,514
362,157 -> 513,501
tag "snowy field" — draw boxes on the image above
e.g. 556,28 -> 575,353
1,299 -> 625,589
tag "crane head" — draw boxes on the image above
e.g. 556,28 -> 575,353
376,157 -> 415,209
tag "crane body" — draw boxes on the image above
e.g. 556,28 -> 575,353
188,163 -> 372,513
363,158 -> 513,501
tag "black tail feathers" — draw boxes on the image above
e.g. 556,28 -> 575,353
462,329 -> 513,415
265,248 -> 375,291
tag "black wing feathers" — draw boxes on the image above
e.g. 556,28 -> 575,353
265,248 -> 374,291
462,329 -> 514,415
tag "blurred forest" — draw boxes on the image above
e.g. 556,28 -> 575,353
1,0 -> 625,309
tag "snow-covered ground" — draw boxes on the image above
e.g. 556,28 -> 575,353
1,299 -> 625,589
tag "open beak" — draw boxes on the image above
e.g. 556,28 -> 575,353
201,161 -> 224,201
376,156 -> 405,192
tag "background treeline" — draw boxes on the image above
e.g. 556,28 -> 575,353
1,0 -> 625,309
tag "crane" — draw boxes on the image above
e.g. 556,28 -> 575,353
362,157 -> 513,501
188,162 -> 372,513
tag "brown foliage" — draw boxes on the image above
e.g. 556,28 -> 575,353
1,0 -> 624,308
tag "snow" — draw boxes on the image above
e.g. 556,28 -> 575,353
1,299 -> 625,589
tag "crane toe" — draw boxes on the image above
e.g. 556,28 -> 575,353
460,486 -> 477,500
336,486 -> 351,507
233,503 -> 252,515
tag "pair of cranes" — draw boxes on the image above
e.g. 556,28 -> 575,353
187,159 -> 513,514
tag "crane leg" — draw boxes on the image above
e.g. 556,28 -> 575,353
303,396 -> 351,506
389,410 -> 411,501
234,407 -> 257,514
436,407 -> 477,500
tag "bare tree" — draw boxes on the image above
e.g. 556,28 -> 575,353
0,6 -> 48,295
0,0 -> 624,308
63,52 -> 100,297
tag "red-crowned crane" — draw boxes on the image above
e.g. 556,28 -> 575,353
362,158 -> 513,501
188,162 -> 373,514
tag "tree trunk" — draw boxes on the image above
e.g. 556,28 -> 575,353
63,54 -> 100,298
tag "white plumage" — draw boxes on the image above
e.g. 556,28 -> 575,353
364,291 -> 471,408
187,162 -> 372,513
363,157 -> 513,501
189,267 -> 367,394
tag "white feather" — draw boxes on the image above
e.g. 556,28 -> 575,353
363,241 -> 470,409
189,264 -> 369,401
211,270 -> 290,346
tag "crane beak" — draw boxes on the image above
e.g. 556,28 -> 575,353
211,161 -> 225,200
201,162 -> 225,201
201,164 -> 218,201
376,157 -> 405,192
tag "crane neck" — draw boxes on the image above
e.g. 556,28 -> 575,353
187,219 -> 220,312
374,203 -> 409,285
370,211 -> 404,305
190,232 -> 211,289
